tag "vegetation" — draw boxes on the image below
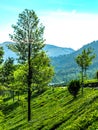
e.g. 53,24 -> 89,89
0,46 -> 4,64
0,57 -> 15,86
1,9 -> 98,130
0,87 -> 98,129
96,70 -> 98,79
1,41 -> 98,84
51,41 -> 98,83
75,48 -> 95,94
76,48 -> 95,80
7,9 -> 54,121
68,80 -> 81,98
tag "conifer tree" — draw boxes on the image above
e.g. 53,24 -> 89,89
9,9 -> 54,121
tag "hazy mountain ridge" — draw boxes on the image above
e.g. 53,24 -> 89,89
0,42 -> 74,60
43,44 -> 74,57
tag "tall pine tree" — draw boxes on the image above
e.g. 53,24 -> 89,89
9,9 -> 53,121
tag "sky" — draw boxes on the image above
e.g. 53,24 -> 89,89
1,0 -> 98,50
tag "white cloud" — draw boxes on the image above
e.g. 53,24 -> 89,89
39,10 -> 98,50
0,24 -> 13,43
1,10 -> 98,50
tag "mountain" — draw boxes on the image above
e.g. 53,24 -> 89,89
1,41 -> 98,83
43,44 -> 74,57
51,40 -> 98,83
0,42 -> 74,61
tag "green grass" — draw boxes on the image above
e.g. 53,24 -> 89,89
84,79 -> 98,84
0,87 -> 98,130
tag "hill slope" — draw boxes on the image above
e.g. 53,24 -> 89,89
43,44 -> 74,57
0,87 -> 98,130
51,40 -> 98,83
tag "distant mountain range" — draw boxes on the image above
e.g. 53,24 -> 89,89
1,41 -> 98,83
0,42 -> 74,60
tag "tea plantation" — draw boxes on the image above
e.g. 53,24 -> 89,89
0,87 -> 98,130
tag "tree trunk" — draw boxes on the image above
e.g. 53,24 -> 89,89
81,67 -> 84,95
17,91 -> 19,101
28,42 -> 32,121
84,68 -> 87,80
13,91 -> 14,102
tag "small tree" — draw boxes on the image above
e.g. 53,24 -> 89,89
68,80 -> 80,98
75,48 -> 95,94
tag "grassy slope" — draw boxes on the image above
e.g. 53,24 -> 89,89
0,87 -> 98,130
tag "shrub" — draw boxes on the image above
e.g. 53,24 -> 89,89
68,80 -> 81,98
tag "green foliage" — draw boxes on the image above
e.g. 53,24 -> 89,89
75,48 -> 95,80
84,79 -> 98,84
51,41 -> 98,83
8,9 -> 49,90
8,9 -> 45,64
13,64 -> 28,92
0,87 -> 98,129
76,48 -> 95,70
31,51 -> 54,93
68,80 -> 81,98
8,9 -> 54,91
0,57 -> 15,87
75,48 -> 95,95
8,9 -> 50,121
13,52 -> 54,93
0,46 -> 4,64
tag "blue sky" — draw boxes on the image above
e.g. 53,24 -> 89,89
0,0 -> 98,50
